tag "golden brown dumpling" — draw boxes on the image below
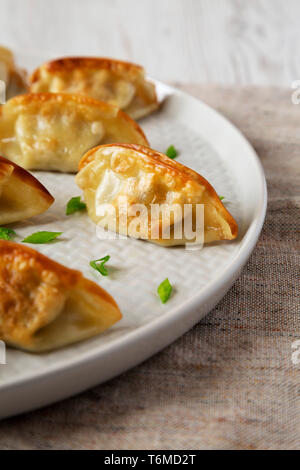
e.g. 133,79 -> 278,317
0,155 -> 54,225
29,57 -> 159,120
76,144 -> 238,246
0,93 -> 149,173
0,241 -> 122,352
0,46 -> 27,99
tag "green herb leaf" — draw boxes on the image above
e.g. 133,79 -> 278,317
66,196 -> 87,215
90,255 -> 110,276
22,231 -> 63,244
157,278 -> 173,303
219,196 -> 225,201
0,227 -> 16,240
166,145 -> 178,159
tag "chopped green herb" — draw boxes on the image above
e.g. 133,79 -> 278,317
219,196 -> 225,201
66,196 -> 87,215
0,227 -> 16,240
22,231 -> 63,244
157,278 -> 173,303
90,255 -> 110,276
166,145 -> 178,159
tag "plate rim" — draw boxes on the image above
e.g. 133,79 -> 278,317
0,80 -> 267,405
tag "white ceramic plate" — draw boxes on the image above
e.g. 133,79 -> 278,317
0,53 -> 267,419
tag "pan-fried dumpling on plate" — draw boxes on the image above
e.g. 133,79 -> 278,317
0,93 -> 149,173
0,241 -> 122,352
0,155 -> 54,225
76,144 -> 238,246
29,57 -> 159,120
0,46 -> 27,99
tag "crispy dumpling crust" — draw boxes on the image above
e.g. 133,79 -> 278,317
77,144 -> 238,245
0,241 -> 122,352
0,155 -> 54,225
0,93 -> 149,173
29,57 -> 159,120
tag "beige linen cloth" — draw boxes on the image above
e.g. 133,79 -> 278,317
0,86 -> 299,450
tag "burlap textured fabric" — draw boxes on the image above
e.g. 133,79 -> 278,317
0,86 -> 299,450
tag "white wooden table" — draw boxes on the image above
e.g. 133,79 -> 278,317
0,0 -> 298,86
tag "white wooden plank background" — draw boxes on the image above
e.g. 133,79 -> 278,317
0,0 -> 299,86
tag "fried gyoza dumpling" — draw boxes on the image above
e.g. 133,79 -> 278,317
29,57 -> 159,120
0,46 -> 27,98
0,155 -> 54,225
0,93 -> 149,173
0,241 -> 122,352
76,144 -> 238,246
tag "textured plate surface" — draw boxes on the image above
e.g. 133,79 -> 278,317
0,54 -> 267,418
